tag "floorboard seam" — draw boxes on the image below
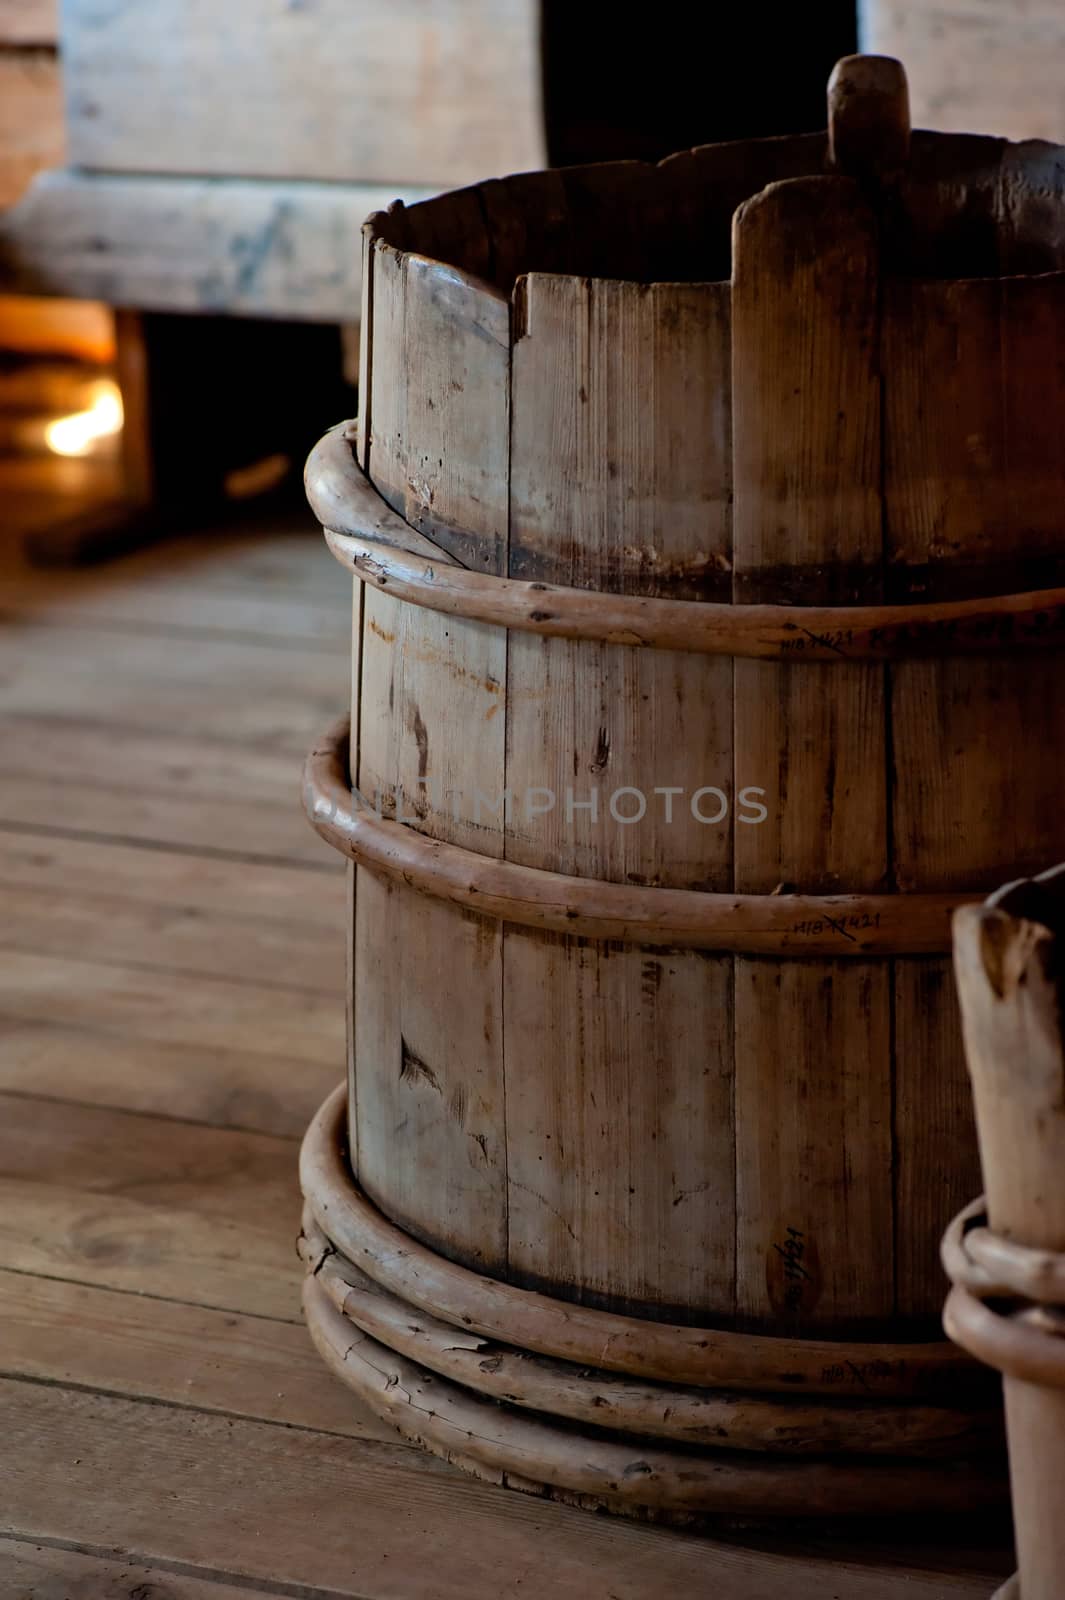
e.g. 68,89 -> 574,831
0,1531 -> 377,1600
0,1265 -> 305,1327
0,1087 -> 311,1142
0,1368 -> 395,1450
0,821 -> 338,874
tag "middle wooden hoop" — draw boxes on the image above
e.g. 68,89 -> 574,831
303,718 -> 973,956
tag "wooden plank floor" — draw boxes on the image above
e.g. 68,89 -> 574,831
0,488 -> 1015,1598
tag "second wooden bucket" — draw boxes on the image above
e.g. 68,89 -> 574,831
298,55 -> 1065,1516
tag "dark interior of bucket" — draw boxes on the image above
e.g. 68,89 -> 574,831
374,129 -> 1065,291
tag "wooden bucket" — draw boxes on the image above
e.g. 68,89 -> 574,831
299,55 -> 1065,1516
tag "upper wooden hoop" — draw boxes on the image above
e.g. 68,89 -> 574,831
300,1083 -> 983,1399
942,1198 -> 1065,1304
942,1202 -> 1065,1388
303,717 -> 973,956
306,423 -> 1065,662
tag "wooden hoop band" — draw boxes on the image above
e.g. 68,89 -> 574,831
944,1285 -> 1065,1390
300,1083 -> 984,1399
942,1201 -> 1065,1388
302,1275 -> 1005,1518
297,1210 -> 996,1458
942,1199 -> 1065,1304
307,422 -> 1065,662
303,718 -> 974,956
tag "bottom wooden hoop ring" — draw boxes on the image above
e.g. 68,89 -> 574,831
298,1211 -> 997,1459
300,1083 -> 983,1399
302,1274 -> 1005,1519
944,1285 -> 1065,1390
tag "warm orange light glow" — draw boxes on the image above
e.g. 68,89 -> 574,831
44,379 -> 124,457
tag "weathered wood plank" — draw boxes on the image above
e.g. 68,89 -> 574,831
353,240 -> 511,1274
0,1379 -> 1003,1599
2,567 -> 349,643
373,253 -> 511,574
0,1177 -> 300,1319
0,625 -> 344,745
0,1095 -> 297,1213
0,1020 -> 340,1138
0,772 -> 327,864
0,171 -> 432,320
884,275 -> 1065,1313
503,273 -> 736,1319
62,0 -> 544,186
0,954 -> 342,1070
0,1269 -> 395,1443
0,716 -> 332,812
0,836 -> 343,992
0,1543 -> 298,1600
0,1098 -> 303,1317
731,176 -> 893,1333
860,0 -> 1065,143
0,830 -> 341,932
352,876 -> 507,1272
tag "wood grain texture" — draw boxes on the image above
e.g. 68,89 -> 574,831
353,239 -> 510,1272
503,271 -> 735,1318
884,276 -> 1065,1314
61,0 -> 544,185
0,1379 -> 1007,1599
731,177 -> 892,1334
0,834 -> 344,992
0,950 -> 341,1070
0,1543 -> 297,1600
371,252 -> 511,574
0,1096 -> 302,1319
860,0 -> 1065,143
0,171 -> 432,320
0,626 -> 345,751
0,1268 -> 396,1443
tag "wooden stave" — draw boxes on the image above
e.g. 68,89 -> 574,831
303,715 -> 975,956
302,1273 -> 1005,1518
297,1209 -> 997,1459
306,422 -> 1065,663
300,1082 -> 985,1400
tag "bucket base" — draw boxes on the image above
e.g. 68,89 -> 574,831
299,1084 -> 1007,1521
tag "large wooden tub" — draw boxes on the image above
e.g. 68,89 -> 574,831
298,57 -> 1065,1516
